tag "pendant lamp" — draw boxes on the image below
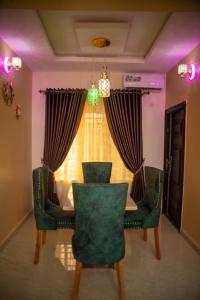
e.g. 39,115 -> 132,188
92,37 -> 111,98
87,82 -> 100,105
99,66 -> 110,98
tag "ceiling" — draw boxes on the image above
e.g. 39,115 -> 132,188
0,9 -> 200,73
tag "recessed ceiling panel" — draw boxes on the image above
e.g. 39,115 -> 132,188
75,22 -> 129,55
39,11 -> 78,55
125,12 -> 170,57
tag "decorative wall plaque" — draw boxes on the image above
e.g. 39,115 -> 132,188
2,80 -> 14,106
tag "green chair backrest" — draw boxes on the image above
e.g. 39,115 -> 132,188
32,166 -> 49,212
72,183 -> 128,265
144,166 -> 163,211
82,162 -> 112,183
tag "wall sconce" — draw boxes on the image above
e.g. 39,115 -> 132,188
178,63 -> 197,80
3,56 -> 22,74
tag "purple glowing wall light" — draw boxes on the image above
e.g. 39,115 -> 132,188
3,56 -> 11,74
188,63 -> 196,81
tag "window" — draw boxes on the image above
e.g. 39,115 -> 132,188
55,100 -> 132,206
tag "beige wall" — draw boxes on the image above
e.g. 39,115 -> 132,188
32,72 -> 165,171
166,44 -> 200,249
0,38 -> 32,246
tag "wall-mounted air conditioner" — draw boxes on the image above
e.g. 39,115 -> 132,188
124,73 -> 164,90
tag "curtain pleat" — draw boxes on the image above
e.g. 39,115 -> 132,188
43,89 -> 86,204
104,89 -> 145,202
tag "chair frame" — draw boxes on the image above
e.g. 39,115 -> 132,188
34,230 -> 45,264
71,182 -> 128,300
32,166 -> 75,264
143,227 -> 161,259
125,166 -> 163,260
71,260 -> 125,300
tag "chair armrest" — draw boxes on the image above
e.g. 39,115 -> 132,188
136,199 -> 146,208
143,203 -> 161,228
46,199 -> 61,210
138,194 -> 161,228
34,202 -> 57,230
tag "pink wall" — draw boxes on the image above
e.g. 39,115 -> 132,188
142,88 -> 165,168
166,44 -> 200,249
0,38 -> 32,246
32,71 -> 165,170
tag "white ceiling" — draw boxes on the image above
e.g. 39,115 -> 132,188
0,9 -> 200,73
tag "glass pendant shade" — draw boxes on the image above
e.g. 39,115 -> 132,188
99,70 -> 110,98
87,83 -> 100,105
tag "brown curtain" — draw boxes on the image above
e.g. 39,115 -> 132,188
43,88 -> 86,204
104,89 -> 145,202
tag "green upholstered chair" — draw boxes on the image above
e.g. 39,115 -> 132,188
32,166 -> 75,264
71,183 -> 128,300
82,162 -> 112,183
124,166 -> 163,259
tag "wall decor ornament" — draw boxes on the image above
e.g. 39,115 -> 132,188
15,104 -> 21,119
2,80 -> 14,105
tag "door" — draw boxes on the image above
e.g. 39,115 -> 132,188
162,102 -> 186,230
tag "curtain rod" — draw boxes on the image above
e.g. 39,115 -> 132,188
110,90 -> 150,96
39,89 -> 86,94
39,89 -> 150,96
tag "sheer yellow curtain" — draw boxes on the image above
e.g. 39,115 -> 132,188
55,100 -> 133,206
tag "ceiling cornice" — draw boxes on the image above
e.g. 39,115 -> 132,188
0,0 -> 200,11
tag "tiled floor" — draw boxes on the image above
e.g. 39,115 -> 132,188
0,214 -> 200,300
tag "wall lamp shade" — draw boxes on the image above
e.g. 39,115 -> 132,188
178,63 -> 196,81
87,83 -> 100,105
3,56 -> 22,73
178,64 -> 188,77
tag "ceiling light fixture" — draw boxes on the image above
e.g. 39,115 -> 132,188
87,82 -> 100,105
87,55 -> 100,105
92,37 -> 111,98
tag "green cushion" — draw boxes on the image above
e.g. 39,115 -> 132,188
72,183 -> 128,264
82,162 -> 112,183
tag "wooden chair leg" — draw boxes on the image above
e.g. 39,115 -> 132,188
34,229 -> 42,264
154,227 -> 161,260
143,228 -> 147,241
115,261 -> 125,300
71,261 -> 82,300
42,230 -> 46,245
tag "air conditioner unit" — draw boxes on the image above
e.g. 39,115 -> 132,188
123,73 -> 164,89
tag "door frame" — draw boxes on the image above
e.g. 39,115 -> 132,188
162,101 -> 186,230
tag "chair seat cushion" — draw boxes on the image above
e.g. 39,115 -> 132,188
124,206 -> 150,229
46,208 -> 75,229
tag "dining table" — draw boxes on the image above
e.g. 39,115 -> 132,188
63,193 -> 137,211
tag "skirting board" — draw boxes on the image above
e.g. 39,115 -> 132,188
0,208 -> 33,250
181,229 -> 200,255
